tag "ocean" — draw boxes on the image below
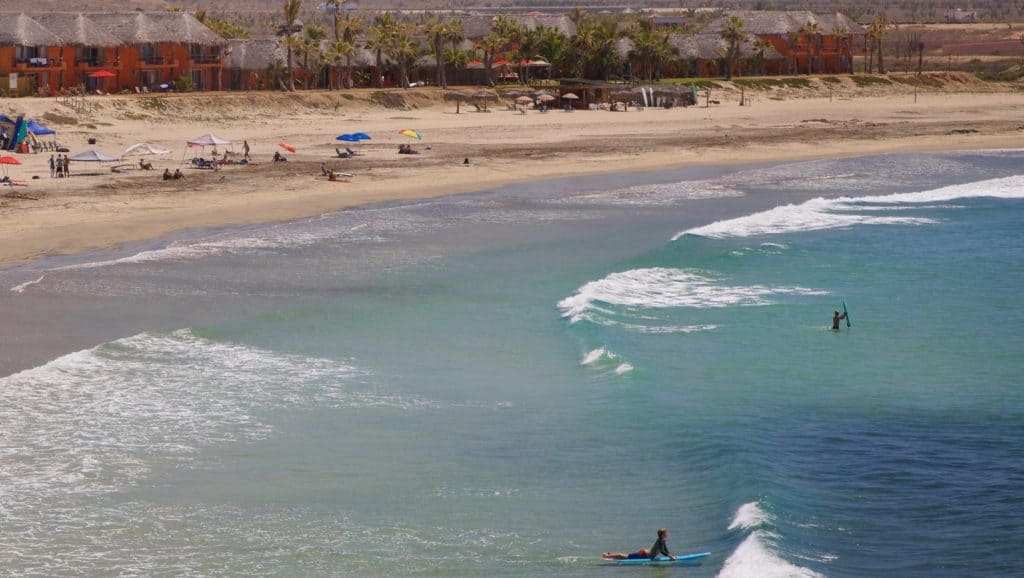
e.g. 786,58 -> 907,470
1,150 -> 1022,577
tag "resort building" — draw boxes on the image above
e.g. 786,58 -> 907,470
701,11 -> 864,75
0,12 -> 226,96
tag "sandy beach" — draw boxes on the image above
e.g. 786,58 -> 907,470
1,75 -> 1023,267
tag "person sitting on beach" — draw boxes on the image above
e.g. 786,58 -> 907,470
273,151 -> 287,162
172,168 -> 185,180
320,162 -> 330,176
832,310 -> 848,330
162,168 -> 172,180
335,147 -> 350,158
139,159 -> 153,170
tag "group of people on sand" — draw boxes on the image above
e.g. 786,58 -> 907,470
397,143 -> 419,155
162,168 -> 185,181
48,154 -> 71,178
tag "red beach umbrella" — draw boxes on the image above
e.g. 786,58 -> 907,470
0,155 -> 21,178
88,70 -> 116,78
278,142 -> 296,153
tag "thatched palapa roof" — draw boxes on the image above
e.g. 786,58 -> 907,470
88,12 -> 225,46
227,39 -> 285,70
703,11 -> 865,36
0,14 -> 62,46
32,13 -> 121,47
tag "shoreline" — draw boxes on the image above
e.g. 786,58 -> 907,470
2,87 -> 1024,269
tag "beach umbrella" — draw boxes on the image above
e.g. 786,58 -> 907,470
537,94 -> 556,102
70,150 -> 118,162
187,133 -> 231,147
278,142 -> 296,153
336,134 -> 360,142
561,92 -> 579,100
353,132 -> 371,141
399,129 -> 421,140
88,70 -> 116,93
0,155 -> 21,177
122,142 -> 170,157
514,95 -> 533,104
26,120 -> 55,136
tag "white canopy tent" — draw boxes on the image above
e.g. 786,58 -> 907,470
123,142 -> 171,157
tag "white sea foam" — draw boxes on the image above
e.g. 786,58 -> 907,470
676,174 -> 1024,240
0,329 -> 392,508
10,273 -> 45,293
558,268 -> 825,323
614,363 -> 634,375
551,179 -> 745,206
718,531 -> 827,578
729,501 -> 772,531
719,502 -> 827,578
581,347 -> 615,365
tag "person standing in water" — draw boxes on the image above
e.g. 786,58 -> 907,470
832,310 -> 848,330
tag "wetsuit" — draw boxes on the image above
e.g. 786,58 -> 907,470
649,537 -> 671,559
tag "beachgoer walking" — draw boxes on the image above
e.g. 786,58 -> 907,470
243,140 -> 250,161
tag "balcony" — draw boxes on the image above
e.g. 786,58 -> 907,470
137,56 -> 176,69
188,54 -> 223,65
14,58 -> 64,71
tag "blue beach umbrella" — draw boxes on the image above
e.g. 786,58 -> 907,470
353,132 -> 371,140
336,134 -> 360,142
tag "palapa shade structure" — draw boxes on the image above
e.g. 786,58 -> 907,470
31,13 -> 121,47
87,12 -> 225,46
0,14 -> 61,47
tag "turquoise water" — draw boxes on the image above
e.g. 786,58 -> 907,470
1,151 -> 1022,576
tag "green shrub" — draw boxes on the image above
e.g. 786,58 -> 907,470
851,75 -> 892,86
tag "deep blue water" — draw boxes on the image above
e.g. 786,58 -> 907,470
1,150 -> 1022,577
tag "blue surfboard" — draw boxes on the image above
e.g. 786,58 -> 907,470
610,552 -> 711,566
842,301 -> 851,327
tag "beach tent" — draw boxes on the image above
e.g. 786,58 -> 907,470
26,120 -> 56,136
123,143 -> 171,157
70,149 -> 119,162
187,133 -> 232,147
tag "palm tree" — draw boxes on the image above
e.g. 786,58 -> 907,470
339,15 -> 362,89
324,0 -> 341,41
628,27 -> 674,82
476,32 -> 505,87
301,24 -> 326,89
832,24 -> 850,73
386,22 -> 422,89
720,15 -> 747,80
279,0 -> 303,91
367,12 -> 397,88
427,19 -> 451,88
869,14 -> 891,74
752,38 -> 773,76
799,21 -> 820,74
535,24 -> 569,78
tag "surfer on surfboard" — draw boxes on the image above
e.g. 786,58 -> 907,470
602,528 -> 675,561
